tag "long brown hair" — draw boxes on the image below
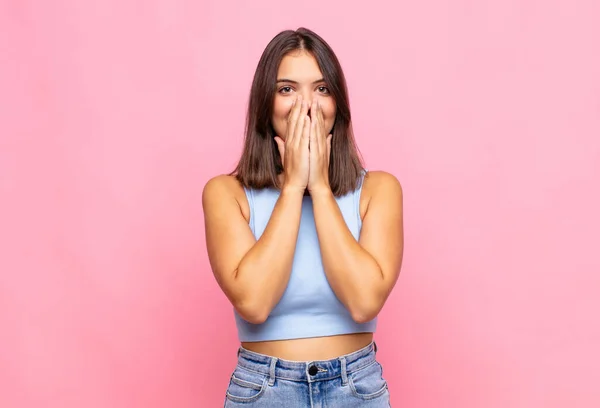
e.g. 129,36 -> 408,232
231,27 -> 364,197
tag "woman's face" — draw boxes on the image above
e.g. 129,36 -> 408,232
271,50 -> 337,140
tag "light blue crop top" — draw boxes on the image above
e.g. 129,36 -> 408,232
234,171 -> 377,342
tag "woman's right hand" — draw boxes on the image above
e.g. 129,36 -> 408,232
274,95 -> 311,193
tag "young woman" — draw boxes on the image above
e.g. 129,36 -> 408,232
203,27 -> 404,407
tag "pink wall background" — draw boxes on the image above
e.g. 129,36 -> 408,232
1,1 -> 599,407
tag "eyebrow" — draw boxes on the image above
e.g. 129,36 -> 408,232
276,78 -> 326,84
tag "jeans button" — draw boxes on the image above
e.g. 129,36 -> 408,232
308,365 -> 318,376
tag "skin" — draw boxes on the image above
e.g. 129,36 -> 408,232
273,51 -> 335,196
202,51 -> 404,361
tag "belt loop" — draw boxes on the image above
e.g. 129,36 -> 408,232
373,341 -> 378,353
340,357 -> 348,386
268,357 -> 278,386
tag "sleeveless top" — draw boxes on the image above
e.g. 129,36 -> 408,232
234,171 -> 377,342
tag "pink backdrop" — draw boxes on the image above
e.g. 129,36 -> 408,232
1,1 -> 599,407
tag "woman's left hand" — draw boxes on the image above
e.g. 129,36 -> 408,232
308,99 -> 332,195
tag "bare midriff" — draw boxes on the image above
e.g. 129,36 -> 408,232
241,332 -> 373,361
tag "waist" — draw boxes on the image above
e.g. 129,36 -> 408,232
236,340 -> 379,382
241,332 -> 373,361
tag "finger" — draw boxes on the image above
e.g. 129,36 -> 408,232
318,100 -> 326,141
310,103 -> 319,156
318,99 -> 324,127
317,100 -> 326,153
294,99 -> 310,147
287,95 -> 303,144
302,114 -> 311,152
274,136 -> 285,166
326,134 -> 332,162
310,99 -> 318,140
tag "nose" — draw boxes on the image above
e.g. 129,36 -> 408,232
298,89 -> 313,106
293,89 -> 321,119
300,95 -> 317,117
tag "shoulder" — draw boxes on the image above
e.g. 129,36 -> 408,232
360,170 -> 403,218
202,174 -> 240,200
363,170 -> 402,193
202,174 -> 251,221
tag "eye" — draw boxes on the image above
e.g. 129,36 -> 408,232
317,86 -> 330,94
278,86 -> 293,94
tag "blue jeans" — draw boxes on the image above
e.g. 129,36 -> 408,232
224,341 -> 391,407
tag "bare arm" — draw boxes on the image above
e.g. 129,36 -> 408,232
310,171 -> 404,323
202,175 -> 305,324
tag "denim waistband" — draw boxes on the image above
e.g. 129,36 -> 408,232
235,341 -> 378,384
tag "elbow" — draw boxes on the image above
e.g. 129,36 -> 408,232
230,268 -> 272,325
351,310 -> 379,324
349,282 -> 387,324
233,297 -> 271,325
350,302 -> 381,324
239,310 -> 269,325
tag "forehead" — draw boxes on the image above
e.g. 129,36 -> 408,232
277,51 -> 323,82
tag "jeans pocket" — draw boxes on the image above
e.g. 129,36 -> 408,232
348,361 -> 389,400
225,367 -> 269,403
